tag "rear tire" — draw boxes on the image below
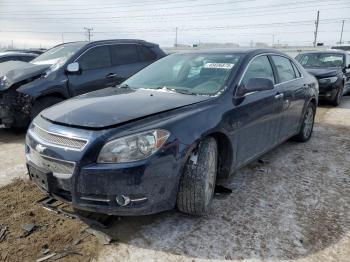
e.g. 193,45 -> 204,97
331,86 -> 343,106
177,137 -> 218,216
293,102 -> 316,142
30,96 -> 64,120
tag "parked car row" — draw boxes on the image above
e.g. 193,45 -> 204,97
0,39 -> 348,217
0,50 -> 39,63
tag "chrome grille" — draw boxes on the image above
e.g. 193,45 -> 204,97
32,125 -> 87,150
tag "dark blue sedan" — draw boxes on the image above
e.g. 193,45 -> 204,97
25,49 -> 319,216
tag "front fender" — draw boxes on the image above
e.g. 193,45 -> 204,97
17,76 -> 69,98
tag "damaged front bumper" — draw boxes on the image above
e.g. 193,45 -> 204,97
0,89 -> 33,128
25,118 -> 183,216
317,80 -> 343,101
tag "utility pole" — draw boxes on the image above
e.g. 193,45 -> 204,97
174,27 -> 178,48
61,33 -> 64,43
340,20 -> 345,44
272,34 -> 275,47
84,27 -> 93,42
313,10 -> 320,47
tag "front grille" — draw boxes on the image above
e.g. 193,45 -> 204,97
32,125 -> 88,150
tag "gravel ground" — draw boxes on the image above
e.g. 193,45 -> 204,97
1,97 -> 350,262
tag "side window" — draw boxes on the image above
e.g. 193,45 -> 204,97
138,46 -> 156,62
111,44 -> 139,65
291,61 -> 301,78
271,56 -> 295,82
241,55 -> 275,86
78,46 -> 111,70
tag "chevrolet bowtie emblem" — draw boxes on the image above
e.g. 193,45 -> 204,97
35,144 -> 47,153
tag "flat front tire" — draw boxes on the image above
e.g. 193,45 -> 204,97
293,103 -> 316,142
177,137 -> 218,216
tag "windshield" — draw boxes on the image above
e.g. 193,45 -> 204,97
123,53 -> 243,95
31,42 -> 86,65
296,53 -> 344,68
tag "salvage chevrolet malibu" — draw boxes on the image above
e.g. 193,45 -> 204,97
26,49 -> 318,216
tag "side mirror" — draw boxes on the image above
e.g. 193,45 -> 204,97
237,78 -> 274,96
66,62 -> 80,73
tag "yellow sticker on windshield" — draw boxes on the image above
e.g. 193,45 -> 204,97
204,63 -> 234,69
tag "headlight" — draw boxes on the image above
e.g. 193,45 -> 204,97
97,129 -> 170,163
318,76 -> 338,84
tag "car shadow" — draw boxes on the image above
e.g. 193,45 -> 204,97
90,120 -> 350,260
318,96 -> 350,109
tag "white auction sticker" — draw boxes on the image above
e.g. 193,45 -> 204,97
204,63 -> 234,69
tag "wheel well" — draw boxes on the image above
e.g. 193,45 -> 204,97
309,97 -> 317,107
209,132 -> 233,179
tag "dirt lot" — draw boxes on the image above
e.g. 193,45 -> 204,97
0,180 -> 100,261
0,97 -> 350,262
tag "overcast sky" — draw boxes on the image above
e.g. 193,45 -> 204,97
0,0 -> 349,49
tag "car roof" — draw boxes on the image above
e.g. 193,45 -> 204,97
298,50 -> 348,55
51,39 -> 159,50
174,48 -> 287,56
0,51 -> 38,57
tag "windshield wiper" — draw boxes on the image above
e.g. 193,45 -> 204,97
172,89 -> 197,95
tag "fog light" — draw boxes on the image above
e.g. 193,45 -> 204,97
116,195 -> 131,206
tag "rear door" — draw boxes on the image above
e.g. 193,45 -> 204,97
108,44 -> 151,86
270,55 -> 305,140
67,45 -> 113,96
234,55 -> 283,167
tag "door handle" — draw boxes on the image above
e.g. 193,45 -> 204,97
106,73 -> 118,78
274,93 -> 284,99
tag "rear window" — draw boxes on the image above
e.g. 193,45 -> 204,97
111,44 -> 139,65
138,46 -> 156,61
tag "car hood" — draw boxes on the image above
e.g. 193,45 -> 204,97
42,87 -> 211,129
305,67 -> 341,78
0,61 -> 50,91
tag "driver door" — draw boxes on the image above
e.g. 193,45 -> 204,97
233,55 -> 284,167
